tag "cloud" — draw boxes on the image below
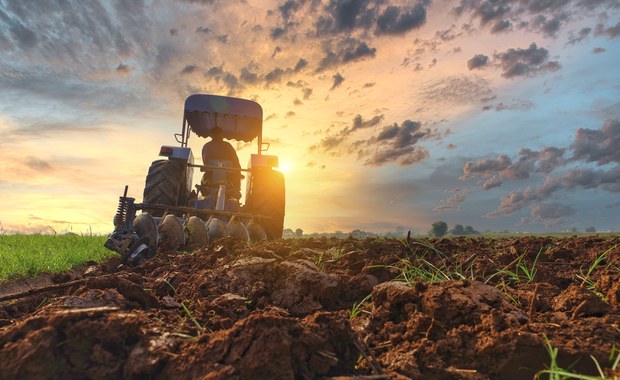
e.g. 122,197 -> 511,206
435,25 -> 460,41
239,66 -> 260,84
352,114 -> 384,131
463,155 -> 512,178
463,147 -> 566,182
447,193 -> 465,203
482,175 -> 503,190
7,19 -> 37,49
375,3 -> 427,35
294,58 -> 308,72
595,21 -> 620,38
7,120 -> 108,138
330,72 -> 345,90
342,42 -> 377,63
433,186 -> 467,212
570,119 -> 620,165
310,113 -> 384,153
433,204 -> 460,212
0,1 -> 151,64
278,0 -> 301,21
0,65 -> 147,112
453,0 -> 617,39
196,26 -> 210,34
467,54 -> 489,70
566,27 -> 592,45
265,67 -> 286,84
528,14 -> 569,37
486,177 -> 560,217
261,60 -> 311,86
560,166 -> 620,193
302,87 -> 313,99
529,202 -> 576,227
493,43 -> 561,78
312,1 -> 429,37
490,19 -> 512,34
181,64 -> 199,74
365,145 -> 430,166
310,116 -> 438,167
493,99 -> 535,111
362,120 -> 437,166
115,63 -> 133,75
455,0 -> 512,27
215,34 -> 228,43
310,135 -> 346,153
25,157 -> 53,171
472,119 -> 620,220
178,0 -> 216,5
270,26 -> 286,40
419,75 -> 493,106
316,39 -> 377,72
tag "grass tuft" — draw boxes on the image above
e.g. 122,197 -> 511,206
349,293 -> 372,320
536,335 -> 620,380
0,234 -> 116,282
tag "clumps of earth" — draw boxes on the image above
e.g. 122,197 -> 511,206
1,235 -> 619,379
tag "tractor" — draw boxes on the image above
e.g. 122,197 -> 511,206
104,94 -> 285,265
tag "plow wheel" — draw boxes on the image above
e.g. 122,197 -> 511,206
143,159 -> 190,217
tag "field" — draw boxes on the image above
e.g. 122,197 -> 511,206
0,234 -> 115,282
0,235 -> 619,379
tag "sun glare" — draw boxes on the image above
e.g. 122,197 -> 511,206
277,161 -> 292,175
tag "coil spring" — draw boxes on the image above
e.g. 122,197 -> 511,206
113,196 -> 128,227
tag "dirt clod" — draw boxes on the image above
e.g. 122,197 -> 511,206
1,235 -> 618,379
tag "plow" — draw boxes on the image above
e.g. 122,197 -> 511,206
104,94 -> 285,265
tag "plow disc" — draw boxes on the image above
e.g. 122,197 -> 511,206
105,187 -> 268,265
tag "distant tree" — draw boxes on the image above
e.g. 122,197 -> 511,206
395,226 -> 405,237
295,228 -> 303,237
350,229 -> 376,238
430,221 -> 448,237
585,226 -> 596,233
451,224 -> 465,236
464,225 -> 480,235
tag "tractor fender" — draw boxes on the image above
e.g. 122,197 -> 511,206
159,146 -> 194,163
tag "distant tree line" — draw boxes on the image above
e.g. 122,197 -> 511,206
282,226 -> 408,239
284,223 -> 603,239
429,221 -> 480,237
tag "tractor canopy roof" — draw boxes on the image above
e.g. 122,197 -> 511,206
184,94 -> 262,142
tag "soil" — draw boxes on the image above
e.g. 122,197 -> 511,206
1,235 -> 619,379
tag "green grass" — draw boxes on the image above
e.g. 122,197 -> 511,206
486,248 -> 542,286
576,245 -> 616,301
392,239 -> 478,284
349,293 -> 372,320
536,335 -> 620,380
0,234 -> 116,282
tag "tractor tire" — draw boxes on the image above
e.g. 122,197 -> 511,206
143,159 -> 189,217
246,168 -> 285,240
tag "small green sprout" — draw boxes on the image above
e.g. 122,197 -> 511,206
349,293 -> 372,320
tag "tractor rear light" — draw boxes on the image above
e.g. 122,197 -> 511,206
160,147 -> 173,156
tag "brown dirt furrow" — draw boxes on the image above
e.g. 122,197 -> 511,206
0,235 -> 618,379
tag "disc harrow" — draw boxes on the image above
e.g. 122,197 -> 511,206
104,186 -> 268,266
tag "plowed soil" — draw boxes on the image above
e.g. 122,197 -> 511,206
1,235 -> 619,379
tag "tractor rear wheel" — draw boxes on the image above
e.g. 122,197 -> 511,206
143,159 -> 189,216
246,168 -> 285,240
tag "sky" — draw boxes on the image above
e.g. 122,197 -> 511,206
0,0 -> 619,235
